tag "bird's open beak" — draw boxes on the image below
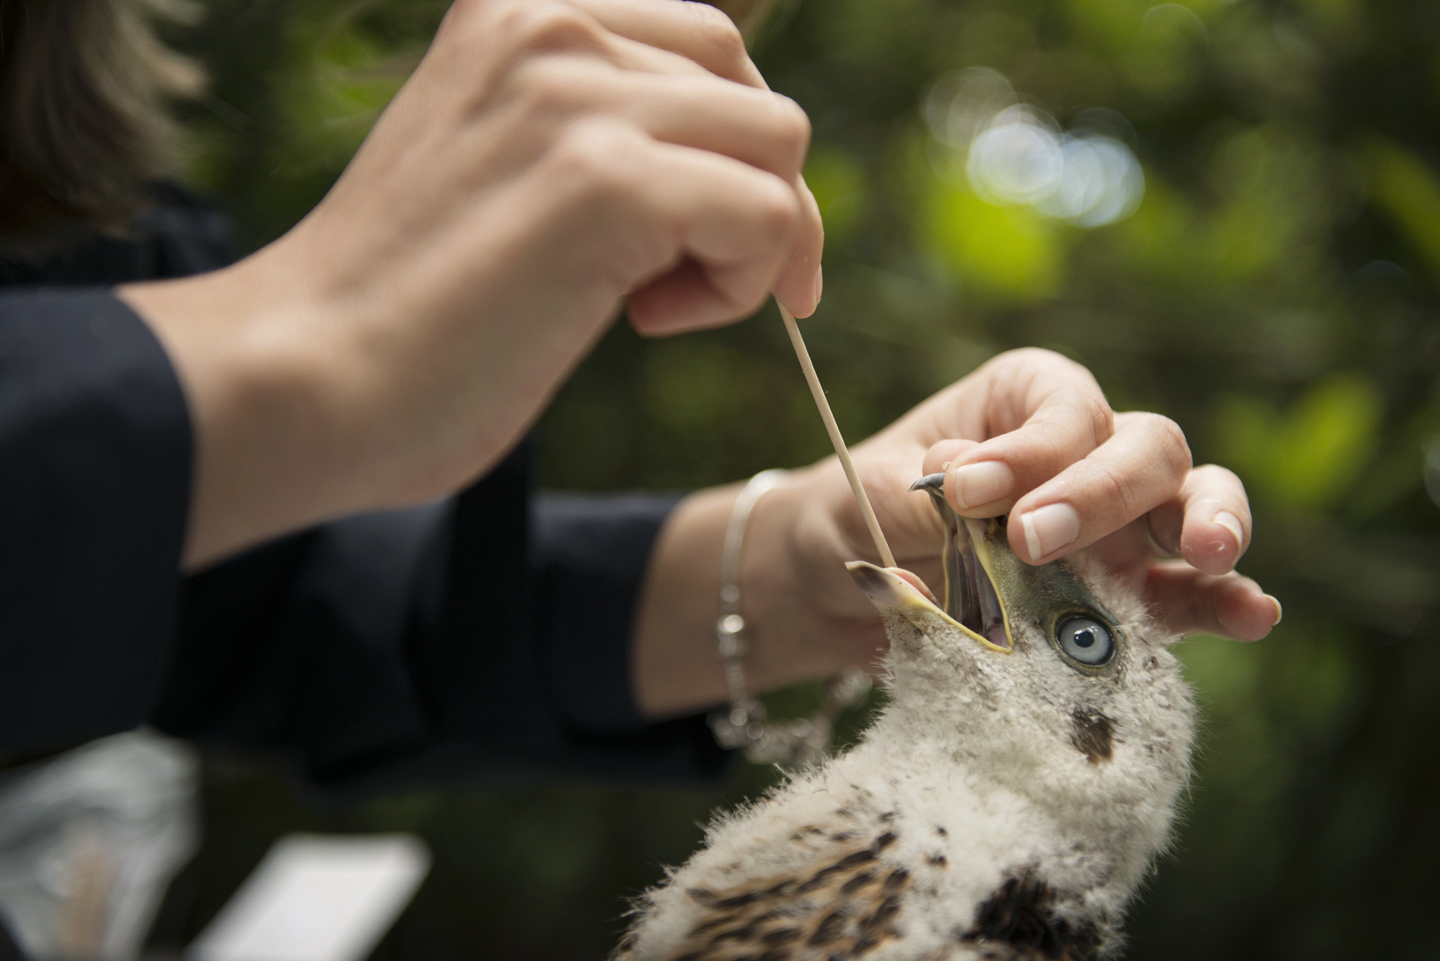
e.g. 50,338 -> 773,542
845,473 -> 1016,654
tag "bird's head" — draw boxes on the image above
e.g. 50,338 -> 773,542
848,473 -> 1195,847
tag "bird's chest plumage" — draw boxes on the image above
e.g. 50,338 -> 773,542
616,744 -> 1110,961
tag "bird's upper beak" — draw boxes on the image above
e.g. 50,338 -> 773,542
846,472 -> 1016,654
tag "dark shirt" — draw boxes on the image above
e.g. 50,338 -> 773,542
0,187 -> 727,790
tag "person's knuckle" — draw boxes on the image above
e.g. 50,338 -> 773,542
1054,388 -> 1112,448
755,177 -> 802,234
1026,428 -> 1076,476
1091,459 -> 1142,518
551,122 -> 638,199
982,346 -> 1039,377
772,94 -> 811,143
440,0 -> 491,34
1014,346 -> 1066,366
1084,392 -> 1115,444
1005,346 -> 1091,380
500,1 -> 606,53
689,2 -> 749,67
769,94 -> 812,167
1195,462 -> 1246,494
513,56 -> 582,113
1139,413 -> 1192,474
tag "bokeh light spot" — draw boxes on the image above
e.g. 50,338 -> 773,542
924,69 -> 1144,228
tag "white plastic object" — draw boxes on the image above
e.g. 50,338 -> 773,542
188,833 -> 430,961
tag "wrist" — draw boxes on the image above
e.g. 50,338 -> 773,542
118,245 -> 365,567
736,465 -> 851,685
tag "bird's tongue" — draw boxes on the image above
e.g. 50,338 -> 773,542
950,520 -> 1011,651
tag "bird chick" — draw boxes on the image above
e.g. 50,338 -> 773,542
614,474 -> 1196,961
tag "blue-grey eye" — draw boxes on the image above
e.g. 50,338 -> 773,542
1057,617 -> 1114,666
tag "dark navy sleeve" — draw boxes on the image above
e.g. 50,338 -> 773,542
153,445 -> 730,794
0,289 -> 191,753
0,287 -> 727,788
532,492 -> 688,734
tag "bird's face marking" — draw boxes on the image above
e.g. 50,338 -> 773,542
1070,708 -> 1115,764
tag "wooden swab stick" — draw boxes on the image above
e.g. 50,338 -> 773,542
778,301 -> 898,570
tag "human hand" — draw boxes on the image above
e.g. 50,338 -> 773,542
761,348 -> 1280,684
122,0 -> 823,566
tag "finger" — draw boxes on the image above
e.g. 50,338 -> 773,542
1007,412 -> 1192,564
558,0 -> 769,87
1180,464 -> 1251,574
622,73 -> 810,188
568,7 -> 825,315
936,356 -> 1115,518
566,47 -> 823,318
514,57 -> 809,182
922,438 -> 981,476
1145,561 -> 1283,641
599,71 -> 820,317
565,131 -> 799,332
1147,464 -> 1252,575
771,173 -> 825,318
501,37 -> 821,317
591,25 -> 722,78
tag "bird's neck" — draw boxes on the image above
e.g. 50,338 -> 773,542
843,711 -> 1165,910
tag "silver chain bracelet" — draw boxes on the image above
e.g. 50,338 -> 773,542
707,469 -> 872,768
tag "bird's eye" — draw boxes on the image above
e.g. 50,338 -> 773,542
1056,617 -> 1115,667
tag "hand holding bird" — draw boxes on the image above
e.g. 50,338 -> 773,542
822,347 -> 1277,643
633,347 -> 1280,720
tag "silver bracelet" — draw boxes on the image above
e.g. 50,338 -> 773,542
707,470 -> 872,768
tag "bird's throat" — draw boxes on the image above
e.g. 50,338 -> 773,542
946,517 -> 1013,652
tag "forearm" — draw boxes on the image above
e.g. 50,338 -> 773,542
631,466 -> 877,719
119,254 -> 359,568
118,0 -> 825,570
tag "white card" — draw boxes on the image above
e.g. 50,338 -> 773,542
188,833 -> 430,961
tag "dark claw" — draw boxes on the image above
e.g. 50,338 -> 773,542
909,472 -> 946,493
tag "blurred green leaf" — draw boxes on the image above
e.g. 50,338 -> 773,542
805,144 -> 869,247
918,161 -> 1064,302
1363,137 -> 1440,276
1212,374 -> 1383,510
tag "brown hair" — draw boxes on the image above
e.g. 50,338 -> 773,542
0,0 -> 201,253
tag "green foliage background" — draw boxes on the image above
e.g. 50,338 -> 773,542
148,0 -> 1440,956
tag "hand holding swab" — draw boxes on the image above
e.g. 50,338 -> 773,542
777,302 -> 897,570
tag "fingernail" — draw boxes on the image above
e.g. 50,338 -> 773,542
813,265 -> 824,305
951,461 -> 1013,510
1213,511 -> 1244,550
1265,594 -> 1283,626
1018,503 -> 1081,562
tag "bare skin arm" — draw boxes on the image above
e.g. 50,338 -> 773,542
112,4 -> 1271,723
119,0 -> 823,568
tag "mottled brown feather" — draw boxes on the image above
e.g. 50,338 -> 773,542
624,833 -> 914,961
960,871 -> 1100,961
